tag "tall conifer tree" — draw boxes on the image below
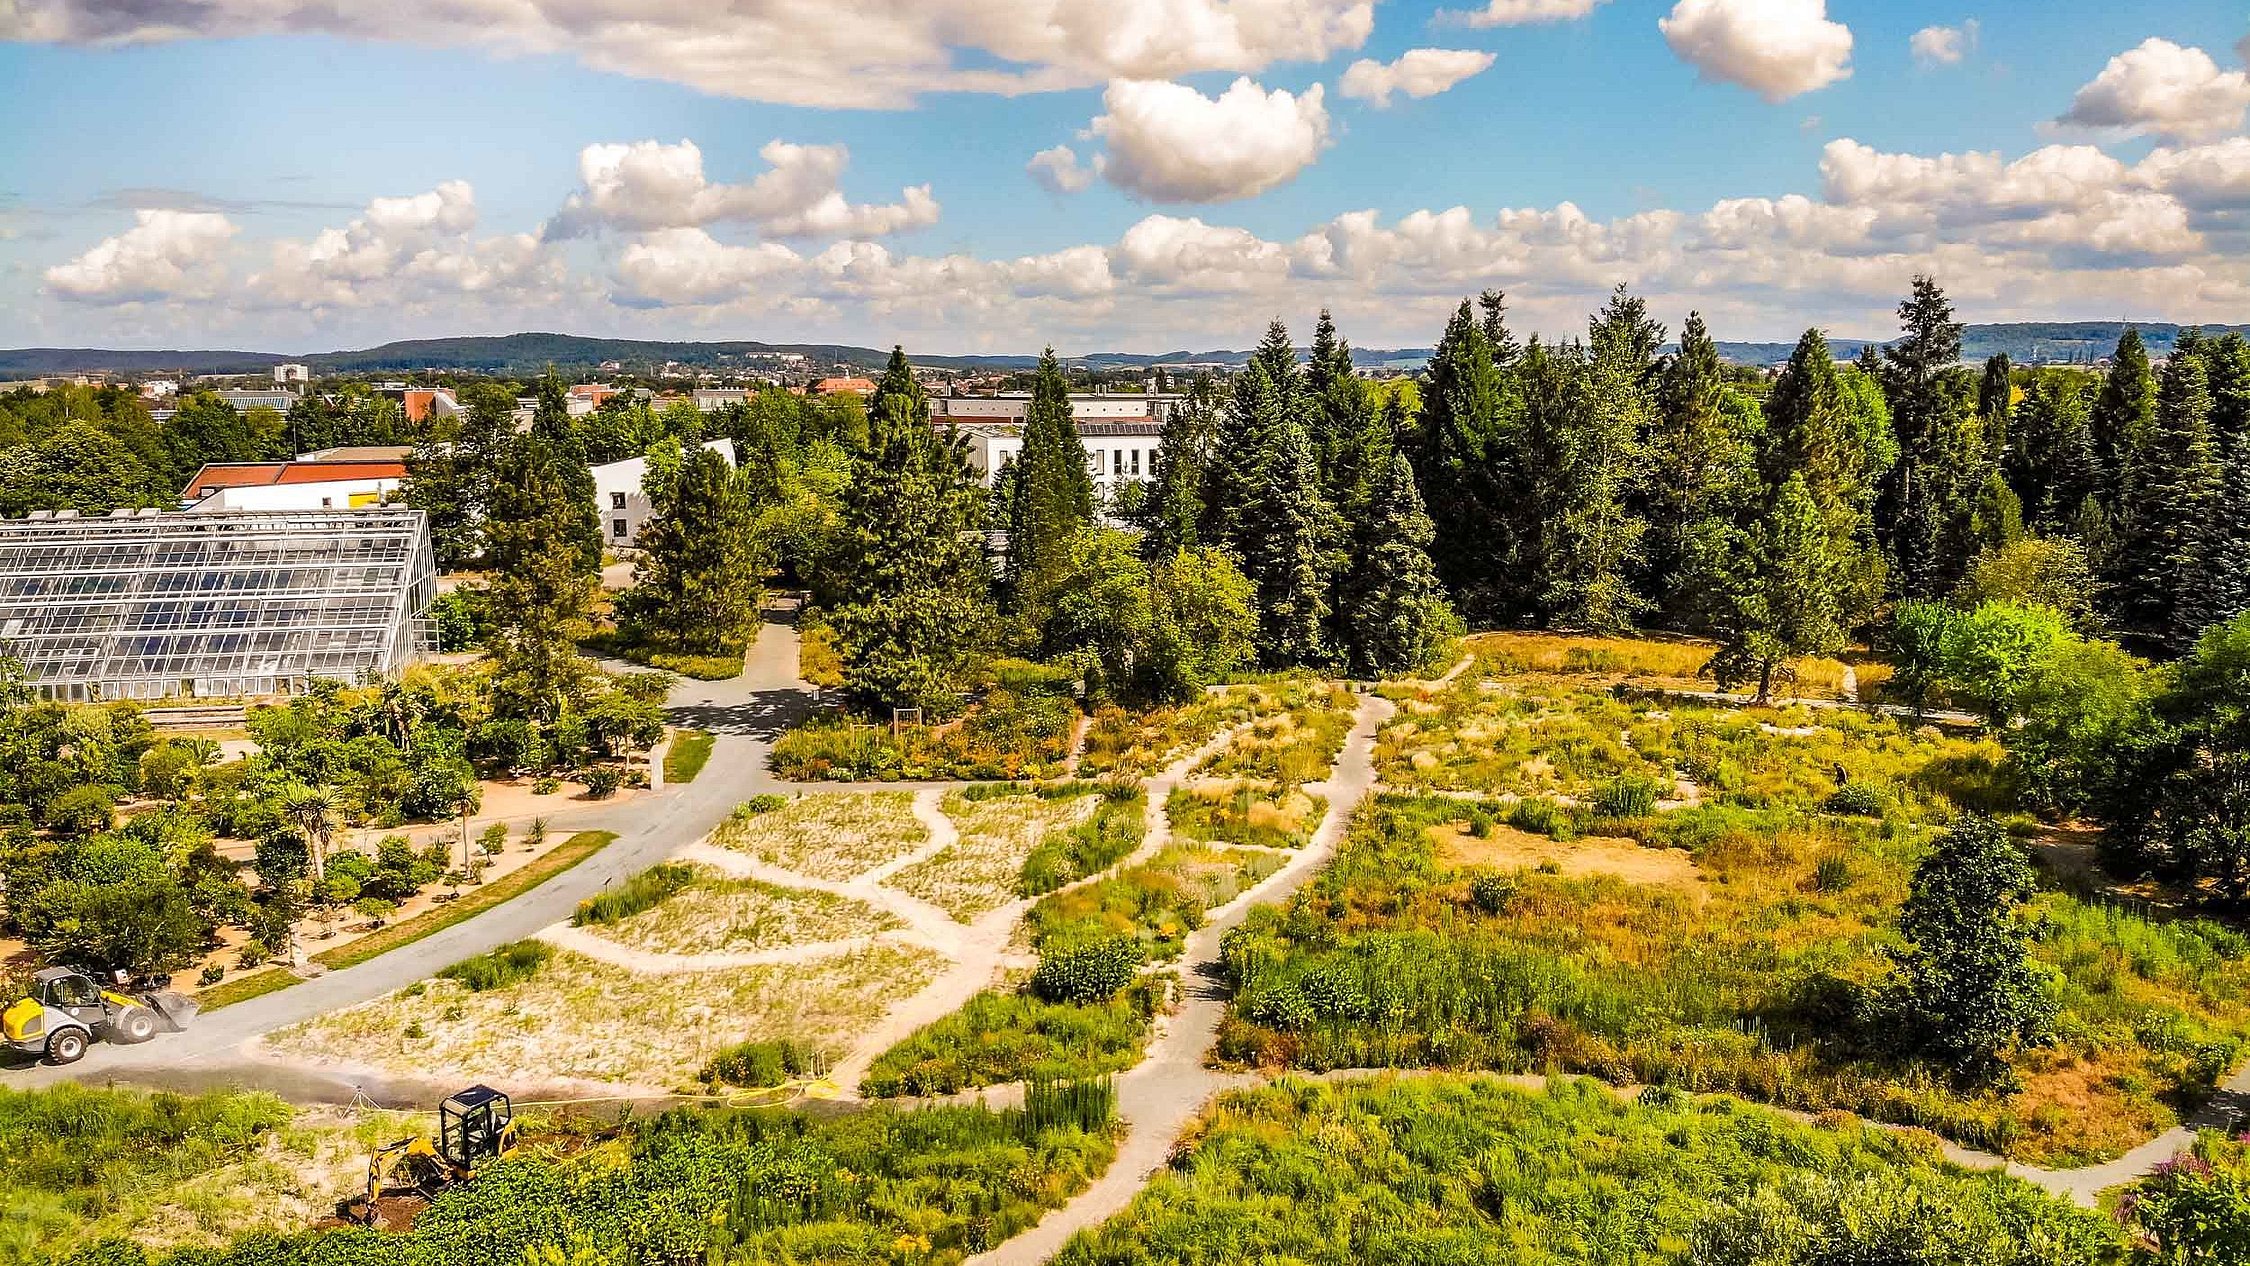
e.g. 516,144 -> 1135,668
1411,300 -> 1511,617
1343,451 -> 1456,676
2114,346 -> 2223,652
617,444 -> 765,655
1878,276 -> 1980,599
1238,414 -> 1343,667
830,348 -> 992,713
1004,348 -> 1094,622
2090,329 -> 2156,508
1645,312 -> 1750,623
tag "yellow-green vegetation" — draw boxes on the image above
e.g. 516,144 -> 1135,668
1049,1075 -> 2118,1266
0,1084 -> 424,1266
266,942 -> 942,1089
1194,682 -> 1358,787
1457,629 -> 1859,700
107,1085 -> 1120,1266
1029,844 -> 1285,962
1378,677 -> 2002,818
584,866 -> 900,955
1020,785 -> 1149,895
860,980 -> 1167,1097
798,620 -> 845,688
1168,783 -> 1327,850
1075,686 -> 1298,779
710,793 -> 926,882
582,631 -> 744,680
772,691 -> 1076,780
311,831 -> 618,972
890,789 -> 1099,922
195,967 -> 299,1010
1218,793 -> 2250,1166
662,727 -> 716,783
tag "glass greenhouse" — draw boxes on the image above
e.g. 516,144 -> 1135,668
0,507 -> 438,702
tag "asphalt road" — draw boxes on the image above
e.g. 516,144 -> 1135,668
5,612 -> 816,1093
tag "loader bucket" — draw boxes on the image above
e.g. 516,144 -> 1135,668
143,991 -> 199,1031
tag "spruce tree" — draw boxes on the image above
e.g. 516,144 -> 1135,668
483,433 -> 599,722
1204,356 -> 1286,551
1141,374 -> 1218,559
1889,814 -> 2053,1080
2090,329 -> 2156,507
1878,276 -> 1980,599
1003,348 -> 1094,624
1977,352 -> 2013,463
1238,414 -> 1343,667
406,382 -> 514,568
616,444 -> 765,656
2114,347 -> 2223,652
531,369 -> 604,572
1540,290 -> 1654,632
829,347 -> 993,713
1646,312 -> 1751,623
2008,372 -> 2101,532
1757,329 -> 1884,623
1305,310 -> 1354,485
2202,334 -> 2250,627
1343,450 -> 1456,676
1701,473 -> 1845,703
1408,300 -> 1511,617
1478,289 -> 1523,368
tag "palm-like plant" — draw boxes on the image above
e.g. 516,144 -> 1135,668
284,784 -> 339,885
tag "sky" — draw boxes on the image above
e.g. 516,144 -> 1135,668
1,0 -> 2247,355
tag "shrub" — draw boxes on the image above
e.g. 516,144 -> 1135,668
861,983 -> 1165,1097
573,862 -> 696,926
532,775 -> 562,795
1593,775 -> 1663,818
478,823 -> 509,856
1812,855 -> 1855,892
42,785 -> 118,838
581,766 -> 625,799
1507,797 -> 1576,840
1032,937 -> 1143,1004
743,793 -> 789,814
698,1038 -> 821,1088
1826,782 -> 1889,817
438,939 -> 553,992
1470,873 -> 1518,915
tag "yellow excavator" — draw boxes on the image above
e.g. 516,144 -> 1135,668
357,1085 -> 518,1223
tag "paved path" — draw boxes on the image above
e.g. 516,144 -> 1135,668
9,611 -> 817,1090
963,692 -> 1394,1266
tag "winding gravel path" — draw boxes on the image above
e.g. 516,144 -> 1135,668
963,692 -> 1395,1266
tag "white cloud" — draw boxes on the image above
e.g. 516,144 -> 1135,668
1027,145 -> 1103,195
4,0 -> 1375,109
43,209 -> 237,303
2058,38 -> 2250,142
615,230 -> 803,306
1443,0 -> 1606,27
1339,48 -> 1496,106
546,139 -> 938,240
1910,20 -> 1977,68
251,181 -> 561,310
1090,77 -> 1331,203
1659,0 -> 1853,102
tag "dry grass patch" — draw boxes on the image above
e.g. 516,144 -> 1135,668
1076,686 -> 1299,779
265,943 -> 941,1089
1462,630 -> 1858,700
1430,821 -> 1705,891
891,792 -> 1099,922
711,792 -> 927,881
582,866 -> 901,955
1169,783 -> 1327,850
1195,683 -> 1358,787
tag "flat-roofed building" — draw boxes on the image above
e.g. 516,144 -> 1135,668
180,456 -> 409,511
592,439 -> 735,548
0,507 -> 438,702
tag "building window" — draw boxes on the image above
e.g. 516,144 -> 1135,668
1130,448 -> 1141,476
1113,450 -> 1124,476
610,492 -> 627,509
612,518 -> 628,538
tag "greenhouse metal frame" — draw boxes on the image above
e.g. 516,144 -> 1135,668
0,507 -> 438,702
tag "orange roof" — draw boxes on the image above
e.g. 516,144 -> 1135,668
401,389 -> 445,424
184,459 -> 407,499
816,377 -> 877,395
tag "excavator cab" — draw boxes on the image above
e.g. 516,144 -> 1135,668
438,1085 -> 514,1170
359,1085 -> 518,1223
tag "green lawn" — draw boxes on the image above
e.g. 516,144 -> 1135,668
311,831 -> 616,972
663,728 -> 716,784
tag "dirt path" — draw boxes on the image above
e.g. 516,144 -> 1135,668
963,692 -> 1394,1266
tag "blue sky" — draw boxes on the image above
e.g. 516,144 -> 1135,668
2,0 -> 2247,353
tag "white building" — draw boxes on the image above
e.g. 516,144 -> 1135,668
592,439 -> 735,548
273,363 -> 310,385
938,390 -> 1179,497
180,454 -> 409,512
692,387 -> 751,412
216,387 -> 299,413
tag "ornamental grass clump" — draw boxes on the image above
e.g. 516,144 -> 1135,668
1033,936 -> 1143,1004
437,939 -> 553,992
573,861 -> 695,926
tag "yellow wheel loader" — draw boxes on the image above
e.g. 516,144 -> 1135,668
3,967 -> 197,1064
358,1085 -> 518,1222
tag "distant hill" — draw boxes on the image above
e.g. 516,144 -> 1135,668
6,322 -> 2246,379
